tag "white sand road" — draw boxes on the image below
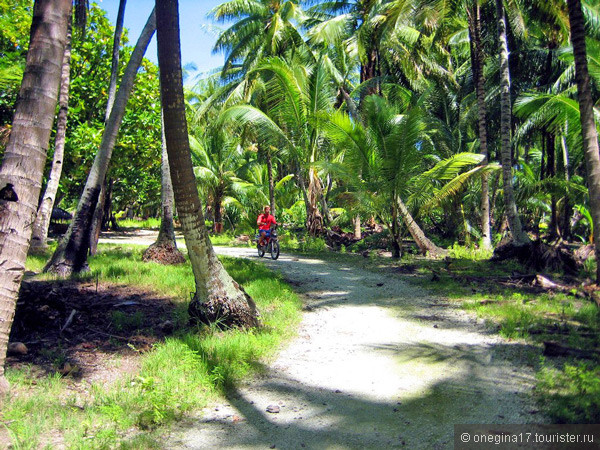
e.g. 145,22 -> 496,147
100,230 -> 547,449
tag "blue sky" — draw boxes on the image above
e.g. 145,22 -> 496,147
97,0 -> 226,80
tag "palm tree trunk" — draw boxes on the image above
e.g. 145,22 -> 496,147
30,23 -> 72,253
44,9 -> 156,276
467,0 -> 492,250
266,147 -> 275,214
89,0 -> 128,255
567,0 -> 600,282
143,118 -> 185,264
105,0 -> 127,122
0,0 -> 71,393
396,197 -> 447,257
495,0 -> 530,246
156,0 -> 259,328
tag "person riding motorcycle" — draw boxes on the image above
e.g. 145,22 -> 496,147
257,205 -> 276,247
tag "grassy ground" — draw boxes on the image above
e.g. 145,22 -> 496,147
3,244 -> 302,449
323,244 -> 600,425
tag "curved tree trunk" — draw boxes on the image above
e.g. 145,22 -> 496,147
44,9 -> 156,276
143,117 -> 185,264
29,23 -> 73,253
495,0 -> 530,246
396,197 -> 447,257
0,0 -> 71,393
156,0 -> 259,328
89,0 -> 128,255
567,0 -> 600,283
467,0 -> 492,250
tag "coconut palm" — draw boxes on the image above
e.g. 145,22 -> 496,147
0,0 -> 72,393
211,0 -> 307,80
29,23 -> 73,253
567,0 -> 600,282
220,53 -> 337,235
322,94 -> 485,257
156,0 -> 259,328
44,8 -> 157,276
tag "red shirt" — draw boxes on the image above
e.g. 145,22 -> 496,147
257,213 -> 276,231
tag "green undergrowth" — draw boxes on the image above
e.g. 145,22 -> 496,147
6,244 -> 302,448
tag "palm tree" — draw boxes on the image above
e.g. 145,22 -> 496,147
189,121 -> 247,233
29,23 -> 73,253
211,0 -> 306,79
89,0 -> 128,255
466,0 -> 492,250
156,0 -> 259,328
495,0 -> 530,246
0,0 -> 72,393
221,53 -> 336,235
567,0 -> 600,282
143,114 -> 185,264
323,95 -> 455,257
44,9 -> 157,276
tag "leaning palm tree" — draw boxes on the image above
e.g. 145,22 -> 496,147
567,0 -> 600,283
45,9 -> 157,276
0,0 -> 72,393
156,0 -> 259,328
323,95 -> 457,257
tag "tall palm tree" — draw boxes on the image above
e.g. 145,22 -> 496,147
495,0 -> 530,245
156,0 -> 259,328
0,0 -> 72,393
323,95 -> 454,257
567,0 -> 600,282
89,0 -> 128,255
143,114 -> 185,264
221,53 -> 336,235
466,0 -> 492,250
29,23 -> 73,252
44,9 -> 157,276
211,0 -> 306,79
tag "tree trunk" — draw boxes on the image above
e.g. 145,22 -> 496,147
353,214 -> 362,240
0,0 -> 71,393
29,22 -> 72,253
567,0 -> 600,283
467,0 -> 492,250
560,135 -> 572,239
495,0 -> 530,246
396,197 -> 447,257
306,167 -> 324,235
143,118 -> 185,264
88,179 -> 106,256
105,0 -> 127,122
89,0 -> 127,256
156,0 -> 259,328
266,147 -> 275,214
213,185 -> 224,233
44,9 -> 156,276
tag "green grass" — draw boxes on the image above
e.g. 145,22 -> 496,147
7,244 -> 302,448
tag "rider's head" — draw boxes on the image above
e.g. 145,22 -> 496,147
264,205 -> 270,214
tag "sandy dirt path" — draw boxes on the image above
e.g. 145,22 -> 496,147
152,243 -> 547,449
